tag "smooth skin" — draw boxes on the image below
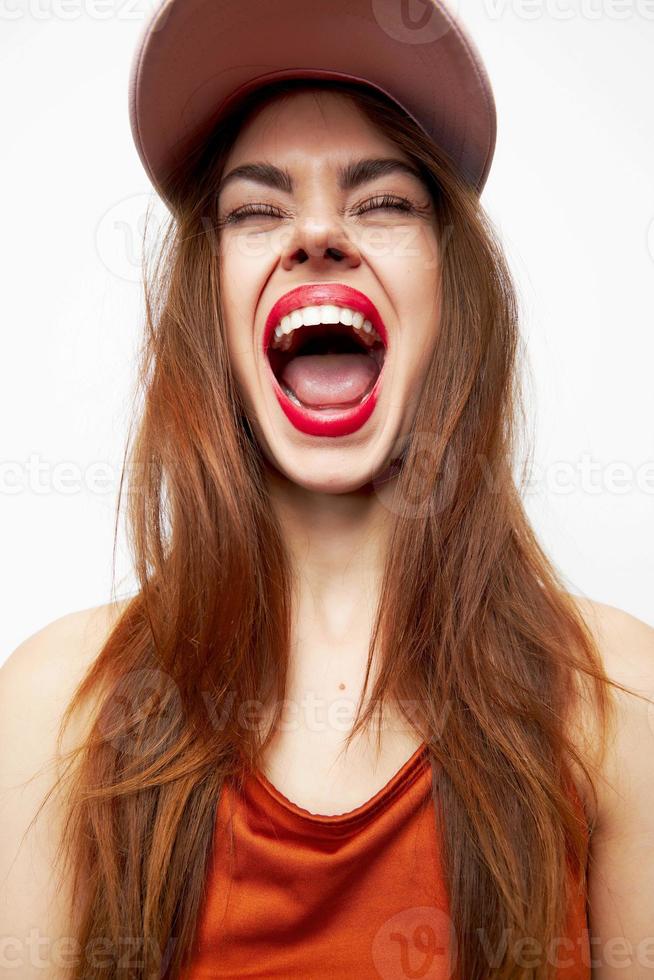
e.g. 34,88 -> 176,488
2,92 -> 654,977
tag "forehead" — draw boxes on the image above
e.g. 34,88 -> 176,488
222,89 -> 404,170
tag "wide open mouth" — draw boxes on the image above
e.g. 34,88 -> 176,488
266,319 -> 386,411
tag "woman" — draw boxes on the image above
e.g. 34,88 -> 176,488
2,1 -> 653,978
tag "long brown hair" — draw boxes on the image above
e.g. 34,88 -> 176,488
41,78 -> 639,978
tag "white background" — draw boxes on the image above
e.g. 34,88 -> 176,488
1,0 -> 653,665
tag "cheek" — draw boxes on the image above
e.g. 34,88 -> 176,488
223,322 -> 255,407
219,250 -> 258,384
405,330 -> 436,389
382,222 -> 440,276
402,292 -> 441,396
377,224 -> 441,315
389,235 -> 442,381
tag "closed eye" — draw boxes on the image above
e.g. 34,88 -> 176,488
220,194 -> 417,226
354,193 -> 416,215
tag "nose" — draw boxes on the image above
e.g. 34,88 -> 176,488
280,208 -> 362,273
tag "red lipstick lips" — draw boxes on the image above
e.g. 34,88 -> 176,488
262,283 -> 388,438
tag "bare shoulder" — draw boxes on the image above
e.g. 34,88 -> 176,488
570,595 -> 654,682
567,598 -> 654,949
1,598 -> 132,752
567,594 -> 654,831
0,597 -> 133,978
3,596 -> 130,672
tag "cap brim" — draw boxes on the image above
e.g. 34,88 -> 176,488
128,0 -> 496,204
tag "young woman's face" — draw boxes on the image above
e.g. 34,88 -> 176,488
217,90 -> 442,493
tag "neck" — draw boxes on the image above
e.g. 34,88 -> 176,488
264,463 -> 393,648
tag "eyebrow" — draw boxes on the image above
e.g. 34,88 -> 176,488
216,157 -> 426,198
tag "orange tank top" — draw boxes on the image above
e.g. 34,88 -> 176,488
181,743 -> 590,979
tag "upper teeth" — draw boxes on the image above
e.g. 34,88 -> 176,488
270,305 -> 383,352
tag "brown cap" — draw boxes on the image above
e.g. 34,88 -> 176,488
128,0 -> 497,206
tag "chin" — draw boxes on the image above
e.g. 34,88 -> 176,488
260,438 -> 396,497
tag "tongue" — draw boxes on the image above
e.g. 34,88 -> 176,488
280,353 -> 378,408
